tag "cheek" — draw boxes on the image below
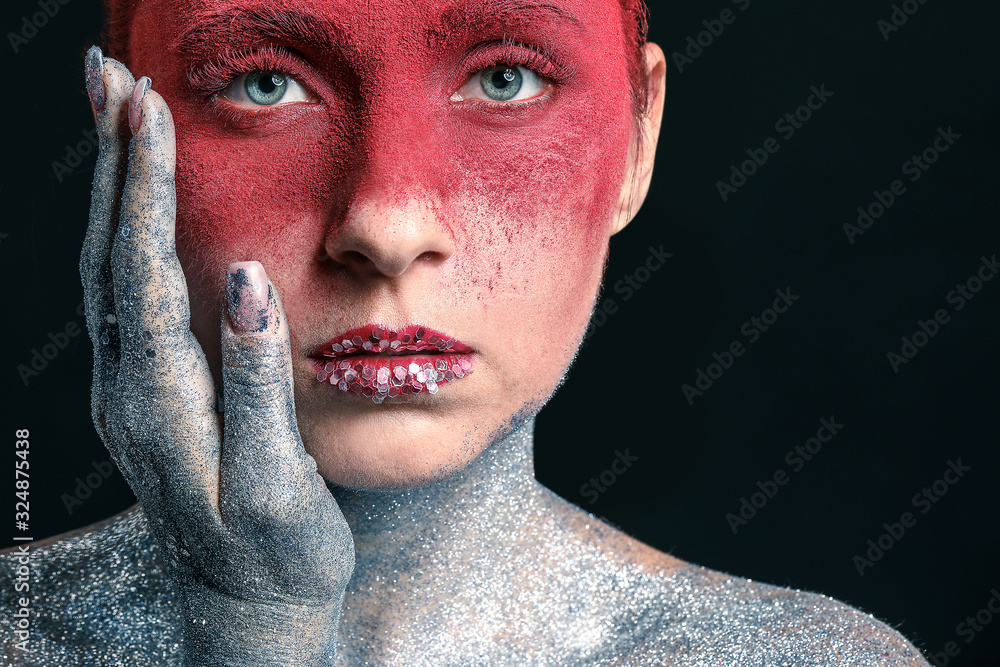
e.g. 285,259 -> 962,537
168,105 -> 364,323
438,89 -> 632,386
172,107 -> 344,263
444,80 -> 633,304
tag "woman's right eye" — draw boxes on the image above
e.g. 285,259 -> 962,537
221,70 -> 315,107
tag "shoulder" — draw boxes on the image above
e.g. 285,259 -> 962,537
0,505 -> 182,665
548,496 -> 927,665
621,565 -> 928,666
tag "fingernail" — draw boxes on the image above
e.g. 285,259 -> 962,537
85,45 -> 105,114
226,262 -> 274,334
129,76 -> 151,134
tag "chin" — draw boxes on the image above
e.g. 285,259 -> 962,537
298,380 -> 550,490
299,404 -> 493,490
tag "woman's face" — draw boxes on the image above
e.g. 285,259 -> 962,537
125,0 -> 658,488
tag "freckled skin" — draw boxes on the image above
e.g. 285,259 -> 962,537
124,0 -> 636,488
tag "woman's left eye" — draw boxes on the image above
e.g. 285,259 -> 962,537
453,64 -> 549,103
221,70 -> 314,106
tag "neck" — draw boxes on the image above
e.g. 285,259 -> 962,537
329,417 -> 544,577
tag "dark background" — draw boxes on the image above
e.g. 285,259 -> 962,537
3,0 -> 998,664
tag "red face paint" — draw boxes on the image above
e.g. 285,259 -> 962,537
121,0 -> 643,487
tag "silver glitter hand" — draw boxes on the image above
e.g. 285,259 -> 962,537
80,46 -> 354,666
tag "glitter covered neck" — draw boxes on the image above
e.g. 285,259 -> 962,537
329,414 -> 537,536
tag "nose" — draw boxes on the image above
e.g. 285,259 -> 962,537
324,190 -> 454,279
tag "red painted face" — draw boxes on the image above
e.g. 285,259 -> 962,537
126,0 -> 640,487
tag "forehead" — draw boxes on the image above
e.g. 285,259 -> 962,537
157,0 -> 626,55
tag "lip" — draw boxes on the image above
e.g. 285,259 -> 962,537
309,324 -> 474,403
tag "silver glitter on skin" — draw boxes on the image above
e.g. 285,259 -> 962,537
0,418 -> 927,665
0,49 -> 928,666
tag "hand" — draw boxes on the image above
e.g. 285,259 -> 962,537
80,46 -> 354,665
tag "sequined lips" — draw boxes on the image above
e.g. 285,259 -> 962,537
310,325 -> 474,403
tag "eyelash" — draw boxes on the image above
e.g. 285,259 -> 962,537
462,38 -> 576,88
187,39 -> 575,107
188,45 -> 308,98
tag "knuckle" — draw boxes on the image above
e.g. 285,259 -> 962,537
223,343 -> 288,389
109,227 -> 141,274
142,188 -> 176,221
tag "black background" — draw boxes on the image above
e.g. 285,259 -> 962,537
3,0 -> 999,665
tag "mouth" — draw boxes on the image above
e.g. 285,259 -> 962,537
309,324 -> 474,403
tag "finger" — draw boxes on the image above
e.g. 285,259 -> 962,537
111,79 -> 191,355
107,79 -> 219,500
219,262 -> 313,493
79,49 -> 134,420
219,263 -> 339,546
111,79 -> 212,391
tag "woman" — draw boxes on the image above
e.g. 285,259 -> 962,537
1,0 -> 928,663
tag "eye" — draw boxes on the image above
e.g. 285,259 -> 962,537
221,70 -> 315,106
453,64 -> 549,103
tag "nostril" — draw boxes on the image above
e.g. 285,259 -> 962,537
416,249 -> 450,267
327,248 -> 382,276
337,249 -> 371,267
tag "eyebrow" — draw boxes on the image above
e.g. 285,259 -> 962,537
177,7 -> 340,57
430,0 -> 585,42
176,0 -> 585,58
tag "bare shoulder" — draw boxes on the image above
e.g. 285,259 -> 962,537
0,505 -> 181,665
0,503 -> 157,578
548,494 -> 928,665
620,565 -> 928,666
